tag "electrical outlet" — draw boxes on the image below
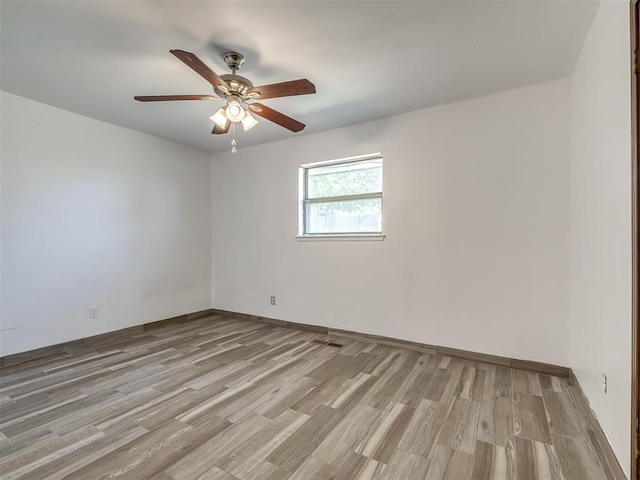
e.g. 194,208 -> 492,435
270,296 -> 276,306
602,373 -> 607,394
89,306 -> 98,319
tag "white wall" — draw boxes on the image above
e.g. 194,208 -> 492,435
1,91 -> 212,356
569,1 -> 632,475
212,79 -> 571,367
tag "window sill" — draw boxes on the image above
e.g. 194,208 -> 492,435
296,234 -> 386,242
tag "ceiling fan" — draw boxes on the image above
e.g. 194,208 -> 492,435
135,50 -> 316,136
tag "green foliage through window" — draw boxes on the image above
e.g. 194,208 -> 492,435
301,155 -> 383,235
307,160 -> 382,199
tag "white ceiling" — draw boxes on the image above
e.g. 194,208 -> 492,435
0,1 -> 597,154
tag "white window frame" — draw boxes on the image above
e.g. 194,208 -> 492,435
297,153 -> 385,241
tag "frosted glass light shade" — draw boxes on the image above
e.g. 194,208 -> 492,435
210,108 -> 229,129
241,111 -> 258,131
226,100 -> 244,122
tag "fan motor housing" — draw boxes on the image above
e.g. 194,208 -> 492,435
216,74 -> 253,98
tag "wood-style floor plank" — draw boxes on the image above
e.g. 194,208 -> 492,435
0,315 -> 625,479
513,391 -> 552,444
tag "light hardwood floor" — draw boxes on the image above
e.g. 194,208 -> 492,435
0,315 -> 626,479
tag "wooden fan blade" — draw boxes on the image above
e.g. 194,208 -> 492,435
249,103 -> 305,132
170,49 -> 230,93
247,79 -> 316,100
134,95 -> 216,102
212,122 -> 230,135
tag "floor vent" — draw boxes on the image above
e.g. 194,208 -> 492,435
311,340 -> 344,348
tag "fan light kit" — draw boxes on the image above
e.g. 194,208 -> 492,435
135,50 -> 316,153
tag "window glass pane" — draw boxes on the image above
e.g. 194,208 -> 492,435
306,197 -> 382,234
307,159 -> 382,199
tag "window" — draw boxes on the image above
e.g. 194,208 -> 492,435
299,154 -> 383,237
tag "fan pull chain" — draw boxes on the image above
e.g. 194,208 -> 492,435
231,123 -> 237,153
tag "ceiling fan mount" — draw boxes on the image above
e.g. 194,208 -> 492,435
223,51 -> 245,73
134,49 -> 316,136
